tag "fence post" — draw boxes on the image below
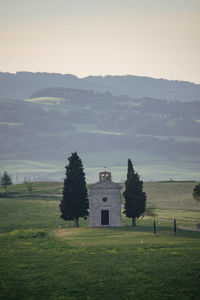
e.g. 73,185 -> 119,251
174,219 -> 176,235
153,220 -> 156,234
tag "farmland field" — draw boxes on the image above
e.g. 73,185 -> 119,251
0,150 -> 200,183
0,182 -> 199,299
26,97 -> 65,105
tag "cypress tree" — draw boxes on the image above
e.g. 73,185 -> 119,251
60,152 -> 88,227
127,158 -> 134,179
0,171 -> 12,192
123,159 -> 146,226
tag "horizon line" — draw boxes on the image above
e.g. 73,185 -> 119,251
0,70 -> 199,85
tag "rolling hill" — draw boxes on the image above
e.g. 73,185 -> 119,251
0,71 -> 200,101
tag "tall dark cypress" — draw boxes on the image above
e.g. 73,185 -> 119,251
127,158 -> 134,179
123,158 -> 146,226
60,152 -> 88,227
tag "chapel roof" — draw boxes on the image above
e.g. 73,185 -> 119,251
89,178 -> 121,190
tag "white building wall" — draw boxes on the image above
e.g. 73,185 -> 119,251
89,180 -> 121,227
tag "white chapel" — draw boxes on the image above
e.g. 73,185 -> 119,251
88,171 -> 121,227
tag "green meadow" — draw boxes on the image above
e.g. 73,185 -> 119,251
0,182 -> 199,299
1,153 -> 200,183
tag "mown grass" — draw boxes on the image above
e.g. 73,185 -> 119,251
8,181 -> 63,195
5,180 -> 199,208
0,182 -> 199,299
143,181 -> 199,210
0,222 -> 199,300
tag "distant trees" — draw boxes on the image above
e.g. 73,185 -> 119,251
141,206 -> 157,218
193,183 -> 200,203
60,152 -> 88,227
0,171 -> 12,192
24,181 -> 33,195
123,159 -> 146,226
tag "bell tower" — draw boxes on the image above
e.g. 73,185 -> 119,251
99,171 -> 112,181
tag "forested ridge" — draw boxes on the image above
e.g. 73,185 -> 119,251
1,71 -> 200,101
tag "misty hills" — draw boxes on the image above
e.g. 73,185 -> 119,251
29,87 -> 200,122
0,72 -> 200,181
0,85 -> 200,164
0,71 -> 200,102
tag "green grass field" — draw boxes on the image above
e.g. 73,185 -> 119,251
0,182 -> 199,299
1,155 -> 200,183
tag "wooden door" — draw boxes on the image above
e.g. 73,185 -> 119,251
101,210 -> 109,225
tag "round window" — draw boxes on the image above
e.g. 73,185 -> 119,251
102,197 -> 108,202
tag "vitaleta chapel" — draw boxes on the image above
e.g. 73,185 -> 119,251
88,171 -> 121,227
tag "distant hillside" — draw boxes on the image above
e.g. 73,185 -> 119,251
0,72 -> 200,102
0,87 -> 200,164
0,85 -> 200,181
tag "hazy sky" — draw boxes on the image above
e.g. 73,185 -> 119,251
1,0 -> 200,83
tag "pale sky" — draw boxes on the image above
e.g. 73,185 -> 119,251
0,0 -> 200,83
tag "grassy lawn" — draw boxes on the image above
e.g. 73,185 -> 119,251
143,181 -> 199,210
8,181 -> 63,195
0,182 -> 199,299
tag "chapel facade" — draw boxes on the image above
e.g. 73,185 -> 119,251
88,171 -> 121,227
